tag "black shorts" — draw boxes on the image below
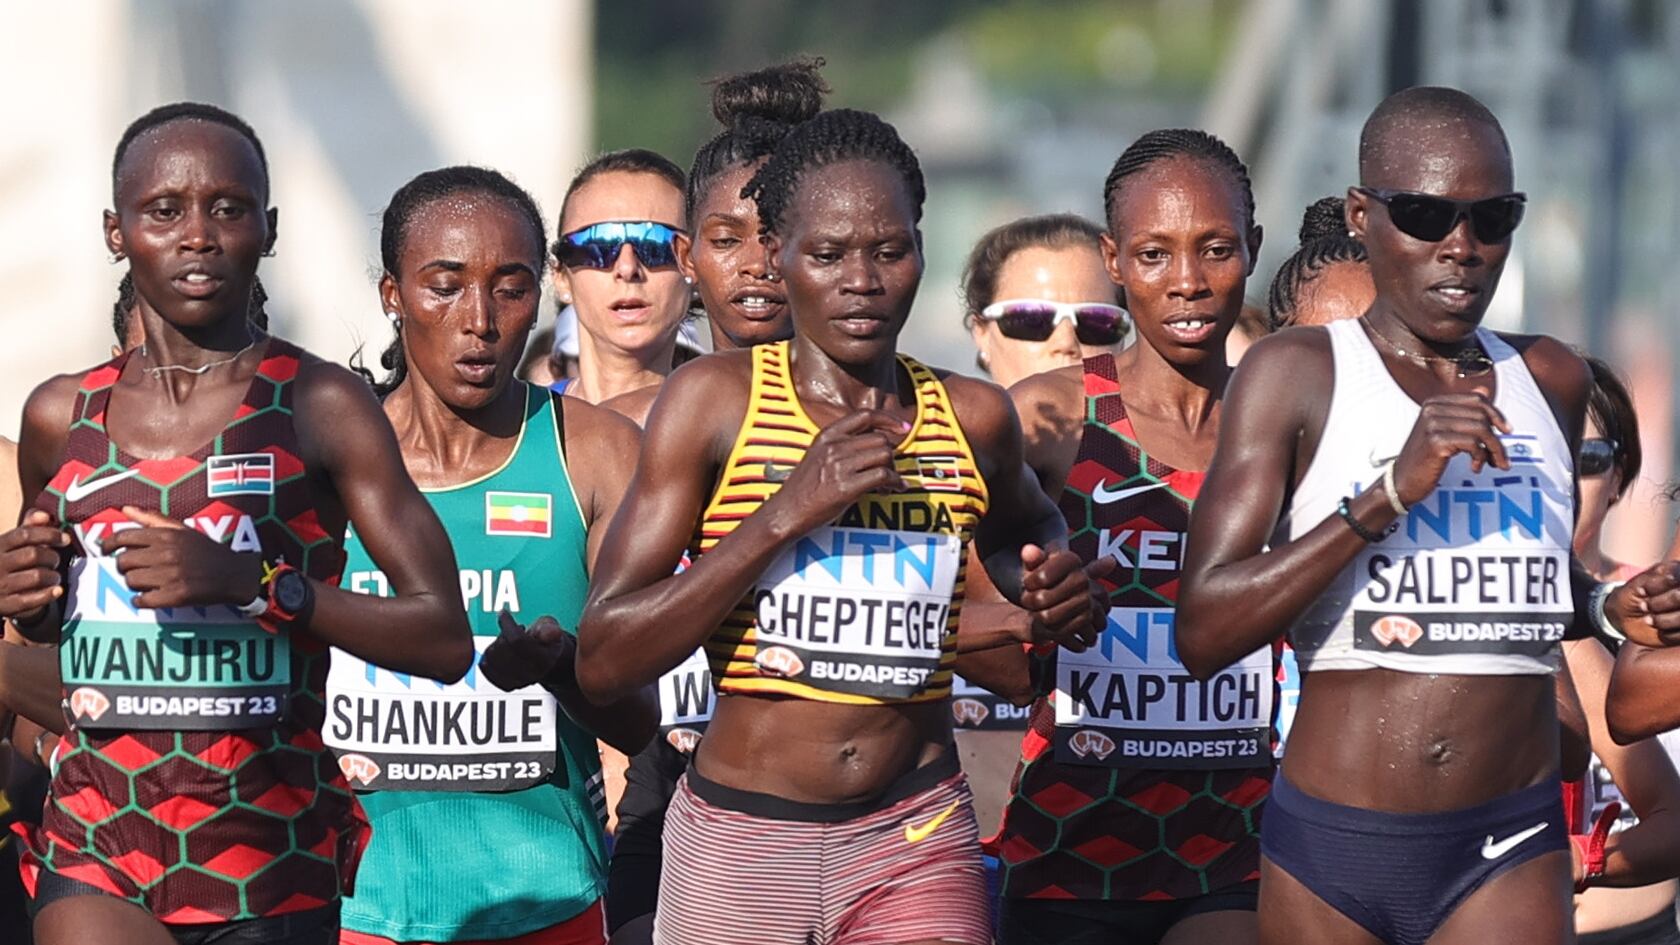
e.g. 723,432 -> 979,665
31,870 -> 339,945
604,736 -> 688,933
997,882 -> 1259,945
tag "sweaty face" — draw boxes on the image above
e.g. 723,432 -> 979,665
687,161 -> 789,350
387,195 -> 543,411
1289,259 -> 1377,327
1349,118 -> 1514,343
1103,156 -> 1256,368
107,120 -> 273,335
971,243 -> 1120,388
554,171 -> 690,359
775,159 -> 922,365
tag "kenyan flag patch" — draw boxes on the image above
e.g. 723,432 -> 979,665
485,491 -> 551,538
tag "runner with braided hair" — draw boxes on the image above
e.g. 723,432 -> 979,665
575,106 -> 1107,945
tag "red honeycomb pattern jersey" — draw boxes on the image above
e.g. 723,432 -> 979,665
995,354 -> 1272,901
15,340 -> 365,924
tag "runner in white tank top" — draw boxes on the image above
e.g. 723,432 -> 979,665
1173,87 -> 1636,945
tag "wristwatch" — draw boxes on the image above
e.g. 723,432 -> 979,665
237,560 -> 314,627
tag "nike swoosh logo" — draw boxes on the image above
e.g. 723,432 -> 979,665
1480,821 -> 1549,860
1092,480 -> 1169,505
64,468 -> 141,502
904,799 -> 960,844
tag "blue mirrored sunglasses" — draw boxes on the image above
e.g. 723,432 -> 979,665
555,221 -> 684,270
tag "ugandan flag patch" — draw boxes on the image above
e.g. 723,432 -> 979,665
485,491 -> 551,538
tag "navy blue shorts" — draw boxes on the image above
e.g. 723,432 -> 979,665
1261,773 -> 1566,945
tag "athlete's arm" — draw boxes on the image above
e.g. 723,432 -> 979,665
0,637 -> 65,734
1605,643 -> 1680,743
955,368 -> 1083,698
1565,637 -> 1680,888
0,375 -> 79,641
576,356 -> 906,705
481,401 -> 657,754
945,374 -> 1107,652
292,360 -> 473,682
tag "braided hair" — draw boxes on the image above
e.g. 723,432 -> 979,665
110,272 -> 271,347
113,102 -> 269,202
1266,197 -> 1369,330
687,58 -> 828,222
742,108 -> 925,236
355,166 -> 547,398
1102,128 -> 1255,232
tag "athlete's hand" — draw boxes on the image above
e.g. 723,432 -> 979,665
1389,393 -> 1512,506
0,509 -> 72,620
1019,544 -> 1114,652
101,507 -> 263,609
762,410 -> 909,538
1605,562 -> 1680,647
480,609 -> 575,692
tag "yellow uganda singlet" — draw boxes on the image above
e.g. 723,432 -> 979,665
696,341 -> 989,705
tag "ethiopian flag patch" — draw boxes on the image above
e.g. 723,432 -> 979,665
485,491 -> 552,538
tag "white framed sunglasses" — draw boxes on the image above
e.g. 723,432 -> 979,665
979,299 -> 1129,345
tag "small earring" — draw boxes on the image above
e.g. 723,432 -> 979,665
560,294 -> 572,304
108,252 -> 123,264
683,275 -> 694,285
385,311 -> 401,325
262,249 -> 276,258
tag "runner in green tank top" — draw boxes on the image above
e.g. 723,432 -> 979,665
333,167 -> 655,945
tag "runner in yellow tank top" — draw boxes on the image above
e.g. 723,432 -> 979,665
575,108 -> 1111,945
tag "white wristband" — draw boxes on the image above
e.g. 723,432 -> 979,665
1380,461 -> 1409,516
236,594 -> 269,619
1590,580 -> 1627,642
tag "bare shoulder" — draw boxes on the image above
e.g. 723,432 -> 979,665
561,394 -> 643,457
599,385 -> 661,428
292,347 -> 386,412
642,348 -> 756,461
1008,364 -> 1083,436
1495,331 -> 1591,402
927,368 -> 1017,452
20,372 -> 83,436
1228,326 -> 1333,400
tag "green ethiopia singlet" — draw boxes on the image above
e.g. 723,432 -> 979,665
327,384 -> 606,941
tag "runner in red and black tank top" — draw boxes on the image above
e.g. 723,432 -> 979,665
995,355 -> 1272,902
0,103 -> 471,945
957,129 -> 1268,945
19,340 -> 359,922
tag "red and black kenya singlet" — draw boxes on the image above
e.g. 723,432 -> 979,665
995,354 -> 1273,901
16,340 -> 364,924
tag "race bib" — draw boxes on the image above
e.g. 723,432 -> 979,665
1054,607 -> 1272,769
325,637 -> 558,792
1353,448 -> 1571,658
60,556 -> 290,731
752,526 -> 960,700
658,648 -> 712,754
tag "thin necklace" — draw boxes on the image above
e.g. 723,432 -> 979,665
140,338 -> 258,378
1362,316 -> 1493,379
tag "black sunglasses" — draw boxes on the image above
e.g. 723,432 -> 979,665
1357,187 -> 1527,244
1579,437 -> 1619,478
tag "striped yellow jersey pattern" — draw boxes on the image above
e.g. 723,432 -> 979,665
694,341 -> 989,704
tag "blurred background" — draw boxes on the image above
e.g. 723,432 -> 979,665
1,0 -> 1675,560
